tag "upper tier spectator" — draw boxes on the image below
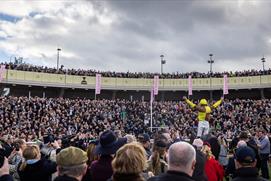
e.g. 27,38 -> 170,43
2,62 -> 271,79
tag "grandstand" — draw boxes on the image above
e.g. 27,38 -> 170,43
0,63 -> 271,100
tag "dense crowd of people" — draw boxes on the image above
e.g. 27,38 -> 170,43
0,96 -> 270,141
3,62 -> 271,78
0,96 -> 269,180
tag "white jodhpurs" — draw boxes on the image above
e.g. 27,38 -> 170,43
197,120 -> 209,137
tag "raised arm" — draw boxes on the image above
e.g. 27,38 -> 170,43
211,97 -> 223,109
183,97 -> 206,112
183,96 -> 196,108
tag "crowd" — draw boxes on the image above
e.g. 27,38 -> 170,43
0,96 -> 270,141
3,62 -> 271,78
0,96 -> 270,181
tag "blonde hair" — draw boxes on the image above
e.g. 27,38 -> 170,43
201,145 -> 214,159
112,142 -> 147,174
148,136 -> 167,175
86,143 -> 99,165
19,145 -> 41,171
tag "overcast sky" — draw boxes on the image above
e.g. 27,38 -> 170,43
0,0 -> 271,74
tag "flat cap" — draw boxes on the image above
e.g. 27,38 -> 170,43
56,146 -> 88,167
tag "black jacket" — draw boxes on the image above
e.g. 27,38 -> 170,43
18,159 -> 57,181
147,170 -> 194,181
0,175 -> 13,181
192,150 -> 208,181
226,157 -> 236,178
232,167 -> 268,181
54,175 -> 79,181
207,136 -> 220,160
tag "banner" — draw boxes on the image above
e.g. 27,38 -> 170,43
223,74 -> 229,95
150,87 -> 154,104
153,75 -> 159,95
0,65 -> 6,82
95,74 -> 101,95
188,75 -> 192,96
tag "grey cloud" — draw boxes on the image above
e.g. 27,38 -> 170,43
1,0 -> 271,73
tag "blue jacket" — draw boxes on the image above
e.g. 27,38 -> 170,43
259,136 -> 270,154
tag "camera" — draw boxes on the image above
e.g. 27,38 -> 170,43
13,143 -> 20,151
43,134 -> 55,144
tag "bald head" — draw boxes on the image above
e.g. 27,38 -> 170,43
237,140 -> 247,148
168,141 -> 196,176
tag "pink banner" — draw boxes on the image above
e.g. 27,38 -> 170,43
95,74 -> 101,95
188,75 -> 192,96
153,75 -> 159,95
0,65 -> 6,82
150,87 -> 154,104
223,74 -> 228,95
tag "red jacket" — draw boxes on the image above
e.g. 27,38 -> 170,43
205,157 -> 224,181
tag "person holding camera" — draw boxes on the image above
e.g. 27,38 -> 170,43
8,139 -> 26,181
18,145 -> 57,181
40,135 -> 61,162
0,157 -> 13,181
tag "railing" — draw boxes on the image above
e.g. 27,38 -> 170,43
2,70 -> 271,90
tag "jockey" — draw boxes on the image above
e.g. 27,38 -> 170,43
183,96 -> 223,137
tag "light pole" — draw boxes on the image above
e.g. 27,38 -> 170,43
57,48 -> 61,70
260,57 -> 266,98
160,55 -> 166,74
9,55 -> 15,63
261,57 -> 266,71
207,54 -> 214,100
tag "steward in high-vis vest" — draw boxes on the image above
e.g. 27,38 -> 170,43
183,96 -> 223,137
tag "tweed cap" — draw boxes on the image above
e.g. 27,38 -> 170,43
56,146 -> 88,167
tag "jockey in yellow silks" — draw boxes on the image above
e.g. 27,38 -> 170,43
183,96 -> 223,137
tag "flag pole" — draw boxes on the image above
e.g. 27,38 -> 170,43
150,87 -> 154,133
150,99 -> 153,133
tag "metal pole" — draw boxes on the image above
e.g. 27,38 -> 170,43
57,48 -> 61,70
261,57 -> 265,71
208,54 -> 214,101
160,55 -> 164,74
150,100 -> 153,132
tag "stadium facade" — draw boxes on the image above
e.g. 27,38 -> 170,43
1,69 -> 271,100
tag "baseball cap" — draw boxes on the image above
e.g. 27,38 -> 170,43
235,146 -> 256,164
138,133 -> 150,143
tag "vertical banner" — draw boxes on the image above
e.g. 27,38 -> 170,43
150,87 -> 154,104
95,74 -> 101,95
0,65 -> 6,82
188,75 -> 193,96
153,75 -> 159,95
223,74 -> 229,95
